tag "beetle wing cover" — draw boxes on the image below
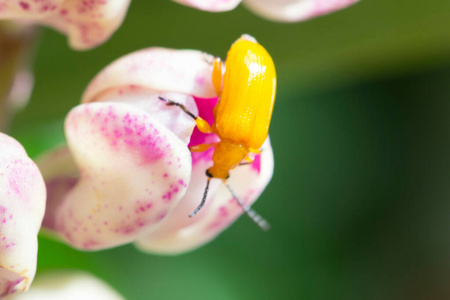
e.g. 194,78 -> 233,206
214,38 -> 276,149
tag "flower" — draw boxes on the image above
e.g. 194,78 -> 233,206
0,0 -> 131,50
174,0 -> 359,22
11,271 -> 124,299
37,38 -> 274,254
0,133 -> 46,297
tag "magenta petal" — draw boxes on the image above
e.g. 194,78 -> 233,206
188,97 -> 219,147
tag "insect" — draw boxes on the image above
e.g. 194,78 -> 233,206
160,34 -> 276,231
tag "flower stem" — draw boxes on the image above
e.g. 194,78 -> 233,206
0,22 -> 39,133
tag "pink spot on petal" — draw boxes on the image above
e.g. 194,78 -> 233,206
195,74 -> 205,86
218,206 -> 229,217
19,1 -> 29,10
162,191 -> 172,202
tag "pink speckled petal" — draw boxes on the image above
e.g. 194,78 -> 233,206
243,0 -> 359,22
0,133 -> 46,296
38,89 -> 198,234
135,138 -> 274,255
12,271 -> 124,300
173,0 -> 241,12
45,102 -> 192,250
82,48 -> 216,102
0,0 -> 131,50
44,0 -> 131,50
0,0 -> 65,19
91,87 -> 199,145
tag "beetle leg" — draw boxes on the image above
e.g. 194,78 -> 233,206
158,96 -> 213,133
249,148 -> 262,154
194,117 -> 213,134
238,155 -> 255,166
239,150 -> 264,166
243,156 -> 255,163
189,143 -> 216,152
239,149 -> 262,165
212,57 -> 223,96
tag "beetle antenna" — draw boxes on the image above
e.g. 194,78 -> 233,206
158,96 -> 196,120
189,178 -> 211,217
224,183 -> 270,231
159,96 -> 213,134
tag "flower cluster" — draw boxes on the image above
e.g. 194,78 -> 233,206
37,46 -> 274,254
0,0 -> 358,297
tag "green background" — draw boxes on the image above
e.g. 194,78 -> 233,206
8,0 -> 450,299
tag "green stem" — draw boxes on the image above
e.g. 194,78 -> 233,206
0,22 -> 39,133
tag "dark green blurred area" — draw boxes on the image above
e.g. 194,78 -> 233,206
7,0 -> 450,299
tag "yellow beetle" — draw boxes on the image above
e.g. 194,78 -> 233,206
160,35 -> 276,230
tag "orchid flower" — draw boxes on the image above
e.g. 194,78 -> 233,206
174,0 -> 359,22
37,37 -> 274,254
0,133 -> 46,297
10,271 -> 124,299
0,0 -> 131,50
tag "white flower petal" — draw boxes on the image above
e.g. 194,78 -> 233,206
11,271 -> 124,300
0,133 -> 46,296
0,0 -> 65,19
92,87 -> 199,145
82,48 -> 216,102
0,0 -> 131,50
135,139 -> 274,254
44,102 -> 192,250
43,0 -> 131,50
35,145 -> 78,233
243,0 -> 359,22
173,0 -> 241,12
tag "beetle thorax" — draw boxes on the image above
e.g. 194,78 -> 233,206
207,139 -> 249,179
